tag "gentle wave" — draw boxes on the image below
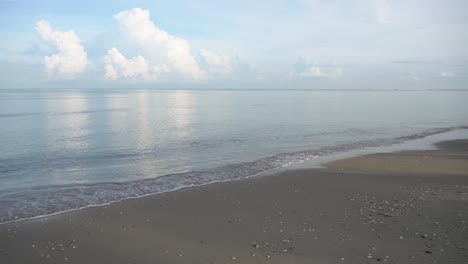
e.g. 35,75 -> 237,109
0,112 -> 42,118
0,126 -> 466,224
0,108 -> 128,119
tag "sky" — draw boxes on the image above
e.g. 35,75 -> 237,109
0,0 -> 467,89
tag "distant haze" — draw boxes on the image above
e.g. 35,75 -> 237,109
0,0 -> 467,89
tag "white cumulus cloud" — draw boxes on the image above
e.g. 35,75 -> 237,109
200,49 -> 232,76
440,72 -> 455,77
106,8 -> 205,81
290,66 -> 342,79
104,48 -> 168,80
35,20 -> 89,79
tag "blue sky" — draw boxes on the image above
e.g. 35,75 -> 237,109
0,0 -> 467,89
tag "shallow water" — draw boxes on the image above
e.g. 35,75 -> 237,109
0,89 -> 467,223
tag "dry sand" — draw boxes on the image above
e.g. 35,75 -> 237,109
0,140 -> 467,263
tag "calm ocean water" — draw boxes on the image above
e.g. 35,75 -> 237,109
1,89 -> 467,223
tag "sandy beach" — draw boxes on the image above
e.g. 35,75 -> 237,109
1,139 -> 467,264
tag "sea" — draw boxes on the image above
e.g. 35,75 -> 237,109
1,89 -> 467,223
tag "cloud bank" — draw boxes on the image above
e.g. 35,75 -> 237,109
22,2 -> 464,88
36,21 -> 89,79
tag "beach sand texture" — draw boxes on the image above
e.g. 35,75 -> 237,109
0,140 -> 467,263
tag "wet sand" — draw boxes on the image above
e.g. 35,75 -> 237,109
0,140 -> 467,263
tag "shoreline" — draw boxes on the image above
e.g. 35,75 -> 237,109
2,128 -> 467,226
1,139 -> 467,263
